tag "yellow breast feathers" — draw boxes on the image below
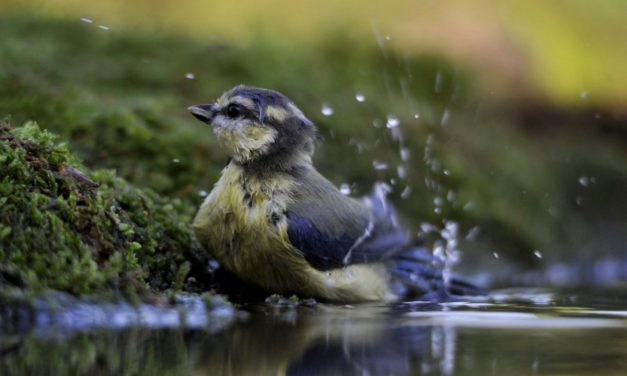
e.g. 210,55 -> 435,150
193,163 -> 395,302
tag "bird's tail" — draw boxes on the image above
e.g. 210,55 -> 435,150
388,247 -> 484,300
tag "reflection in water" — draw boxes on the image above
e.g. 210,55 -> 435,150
3,295 -> 627,375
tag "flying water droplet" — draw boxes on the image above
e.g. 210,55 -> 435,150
321,103 -> 334,116
533,250 -> 543,259
372,160 -> 388,170
98,24 -> 110,30
355,93 -> 366,102
198,190 -> 208,197
172,159 -> 180,163
434,70 -> 443,93
339,183 -> 351,195
397,165 -> 407,179
386,115 -> 400,128
465,226 -> 480,240
185,72 -> 195,80
578,176 -> 590,187
463,201 -> 475,211
400,186 -> 412,199
80,17 -> 93,24
580,91 -> 589,100
440,108 -> 450,126
400,148 -> 410,161
446,190 -> 455,202
492,251 -> 500,259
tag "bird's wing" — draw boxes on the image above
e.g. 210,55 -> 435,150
286,167 -> 409,270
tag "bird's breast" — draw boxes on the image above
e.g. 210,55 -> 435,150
192,164 -> 313,292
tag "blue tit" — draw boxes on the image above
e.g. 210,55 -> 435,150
188,85 -> 475,302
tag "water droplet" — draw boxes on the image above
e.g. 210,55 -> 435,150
434,70 -> 443,93
578,176 -> 590,187
321,103 -> 334,116
198,190 -> 208,197
386,115 -> 400,128
385,35 -> 391,41
443,169 -> 450,176
400,186 -> 412,199
433,197 -> 443,206
185,72 -> 195,80
533,250 -> 543,259
446,190 -> 455,202
172,158 -> 180,163
80,17 -> 93,24
208,259 -> 220,271
440,108 -> 450,126
339,183 -> 351,195
463,226 -> 479,240
400,148 -> 410,161
397,165 -> 407,179
580,91 -> 589,100
98,24 -> 110,30
492,251 -> 500,259
355,93 -> 366,102
463,201 -> 475,211
372,160 -> 388,170
420,222 -> 436,234
413,113 -> 420,119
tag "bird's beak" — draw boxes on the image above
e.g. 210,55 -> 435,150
188,104 -> 216,124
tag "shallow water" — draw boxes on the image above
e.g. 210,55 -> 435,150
2,288 -> 627,375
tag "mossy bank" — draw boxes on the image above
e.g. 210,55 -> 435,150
0,121 -> 209,297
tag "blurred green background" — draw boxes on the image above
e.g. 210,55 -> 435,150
1,0 -> 626,285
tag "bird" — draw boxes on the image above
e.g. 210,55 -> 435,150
188,85 -> 476,303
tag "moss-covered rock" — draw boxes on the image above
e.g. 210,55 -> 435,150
0,121 -> 209,296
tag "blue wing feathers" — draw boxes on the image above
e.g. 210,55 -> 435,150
286,212 -> 354,270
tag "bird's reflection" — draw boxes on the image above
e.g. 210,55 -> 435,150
192,305 -> 458,375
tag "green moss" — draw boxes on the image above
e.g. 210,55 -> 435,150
0,121 -> 208,295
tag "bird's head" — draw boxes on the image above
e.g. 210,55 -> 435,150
189,85 -> 317,168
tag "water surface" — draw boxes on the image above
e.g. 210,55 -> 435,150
2,289 -> 627,375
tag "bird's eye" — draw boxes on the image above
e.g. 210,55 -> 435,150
226,104 -> 241,119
